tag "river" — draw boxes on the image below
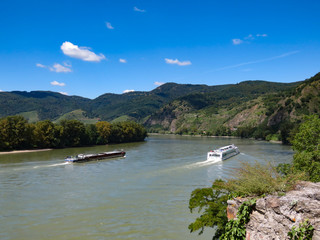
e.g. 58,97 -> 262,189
0,135 -> 293,240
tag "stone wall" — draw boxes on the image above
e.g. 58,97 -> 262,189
227,181 -> 320,240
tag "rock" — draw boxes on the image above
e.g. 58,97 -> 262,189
227,181 -> 320,240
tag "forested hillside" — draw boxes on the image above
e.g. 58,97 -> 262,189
0,83 -> 231,122
146,73 -> 319,143
0,72 -> 319,144
0,91 -> 90,121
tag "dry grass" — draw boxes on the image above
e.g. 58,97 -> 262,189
219,161 -> 305,197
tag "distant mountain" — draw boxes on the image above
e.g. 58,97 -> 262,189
0,73 -> 318,141
0,91 -> 90,121
145,73 -> 319,141
86,83 -> 232,121
0,83 -> 232,122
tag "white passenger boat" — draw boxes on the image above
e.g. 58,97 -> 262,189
207,144 -> 240,161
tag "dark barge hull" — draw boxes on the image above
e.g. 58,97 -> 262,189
65,151 -> 126,163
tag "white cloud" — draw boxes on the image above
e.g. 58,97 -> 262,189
49,63 -> 72,73
106,22 -> 114,29
134,6 -> 146,12
36,63 -> 46,68
256,33 -> 268,37
0,89 -> 4,92
37,62 -> 72,73
59,92 -> 68,95
154,82 -> 165,86
165,58 -> 191,66
123,89 -> 135,93
232,39 -> 243,45
61,41 -> 106,62
119,58 -> 127,63
244,34 -> 254,40
63,61 -> 72,67
51,81 -> 66,87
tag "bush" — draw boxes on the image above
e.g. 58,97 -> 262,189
189,162 -> 304,238
291,115 -> 320,182
219,162 -> 302,197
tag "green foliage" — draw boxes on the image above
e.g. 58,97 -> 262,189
220,162 -> 302,197
291,115 -> 320,182
220,198 -> 256,240
189,162 -> 304,239
288,219 -> 314,240
59,119 -> 86,147
188,179 -> 229,239
96,121 -> 112,144
0,116 -> 34,150
0,116 -> 147,151
33,120 -> 60,148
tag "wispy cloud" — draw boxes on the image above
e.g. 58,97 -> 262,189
36,62 -> 72,73
244,34 -> 254,40
59,92 -> 68,95
119,58 -> 127,63
0,89 -> 4,92
61,41 -> 106,62
50,63 -> 72,73
165,58 -> 191,66
106,22 -> 114,29
232,39 -> 243,45
206,51 -> 300,72
51,81 -> 66,87
36,63 -> 46,68
154,82 -> 165,86
134,6 -> 146,12
123,89 -> 135,93
256,33 -> 267,37
233,33 -> 268,45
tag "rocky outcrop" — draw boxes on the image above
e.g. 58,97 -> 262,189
227,181 -> 320,239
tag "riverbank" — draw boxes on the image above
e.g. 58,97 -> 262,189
148,133 -> 284,144
0,149 -> 53,155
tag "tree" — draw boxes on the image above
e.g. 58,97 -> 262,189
33,120 -> 60,148
0,116 -> 33,150
291,115 -> 320,182
188,179 -> 229,239
96,121 -> 112,144
84,124 -> 99,145
59,120 -> 86,147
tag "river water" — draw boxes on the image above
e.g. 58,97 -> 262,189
0,135 -> 293,240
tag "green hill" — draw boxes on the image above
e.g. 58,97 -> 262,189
0,72 -> 318,141
145,73 -> 319,142
0,91 -> 90,121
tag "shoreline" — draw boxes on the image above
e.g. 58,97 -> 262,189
148,133 -> 284,144
0,148 -> 53,155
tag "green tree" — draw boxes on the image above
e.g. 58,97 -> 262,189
96,121 -> 112,144
291,115 -> 320,182
33,120 -> 60,148
188,179 -> 229,239
84,124 -> 99,145
59,120 -> 86,147
0,116 -> 34,150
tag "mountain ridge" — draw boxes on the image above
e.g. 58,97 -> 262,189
0,74 -> 318,143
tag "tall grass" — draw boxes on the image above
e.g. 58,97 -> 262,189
219,161 -> 305,197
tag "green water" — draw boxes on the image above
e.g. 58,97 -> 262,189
0,135 -> 293,240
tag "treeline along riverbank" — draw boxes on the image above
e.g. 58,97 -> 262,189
0,116 -> 147,151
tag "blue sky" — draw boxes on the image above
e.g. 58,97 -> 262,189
0,0 -> 319,99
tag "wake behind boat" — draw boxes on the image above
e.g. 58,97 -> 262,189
65,150 -> 126,163
207,144 -> 239,161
